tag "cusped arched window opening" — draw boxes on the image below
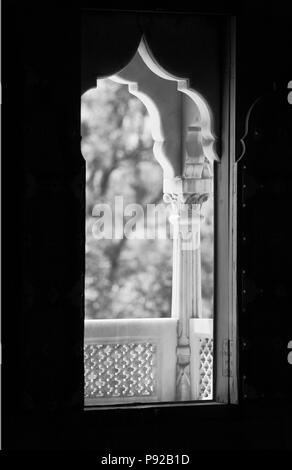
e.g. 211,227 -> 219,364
82,78 -> 173,320
82,38 -> 216,406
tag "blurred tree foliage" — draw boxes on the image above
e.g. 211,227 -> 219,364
81,79 -> 213,319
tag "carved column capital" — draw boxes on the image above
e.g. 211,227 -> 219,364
163,192 -> 209,229
164,191 -> 209,208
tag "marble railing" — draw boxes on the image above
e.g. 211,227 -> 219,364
84,317 -> 213,405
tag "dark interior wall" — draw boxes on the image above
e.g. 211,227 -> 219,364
2,5 -> 84,449
236,13 -> 292,432
2,5 -> 292,451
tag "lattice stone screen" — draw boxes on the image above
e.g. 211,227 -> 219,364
198,337 -> 213,400
85,342 -> 157,399
84,318 -> 177,405
190,318 -> 213,400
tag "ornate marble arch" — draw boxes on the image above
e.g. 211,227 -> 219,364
107,36 -> 217,196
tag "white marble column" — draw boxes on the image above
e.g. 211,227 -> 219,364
164,128 -> 213,401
